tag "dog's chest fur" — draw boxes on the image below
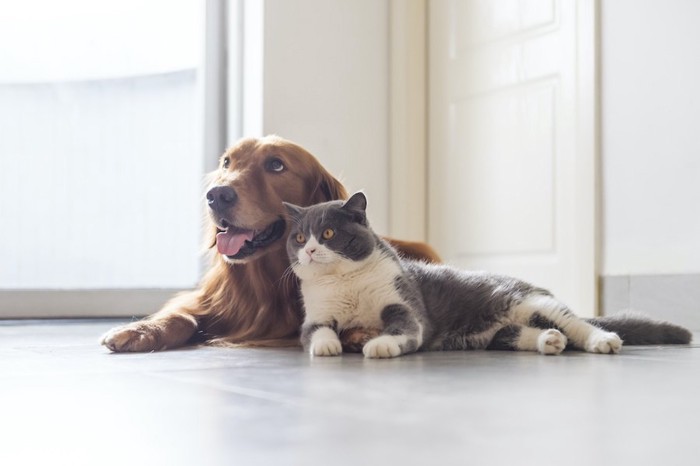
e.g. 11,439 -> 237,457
300,251 -> 404,330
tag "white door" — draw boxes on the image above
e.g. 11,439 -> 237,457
428,0 -> 597,316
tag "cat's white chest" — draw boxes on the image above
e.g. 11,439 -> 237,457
300,252 -> 404,330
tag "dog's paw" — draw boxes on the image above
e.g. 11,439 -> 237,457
363,335 -> 403,359
537,329 -> 567,355
585,331 -> 622,354
310,338 -> 342,357
100,322 -> 163,353
339,327 -> 382,353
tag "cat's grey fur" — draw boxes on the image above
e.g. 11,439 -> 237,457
284,192 -> 692,358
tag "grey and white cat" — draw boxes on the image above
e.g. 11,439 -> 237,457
284,192 -> 692,358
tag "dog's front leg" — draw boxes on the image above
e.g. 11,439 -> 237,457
100,291 -> 200,352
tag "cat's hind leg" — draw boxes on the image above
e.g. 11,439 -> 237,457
513,294 -> 622,354
363,304 -> 423,359
487,324 -> 567,355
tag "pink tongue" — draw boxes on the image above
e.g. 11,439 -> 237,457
216,230 -> 255,256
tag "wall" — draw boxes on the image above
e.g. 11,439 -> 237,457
243,0 -> 700,323
601,0 -> 700,276
601,0 -> 700,329
260,0 -> 390,233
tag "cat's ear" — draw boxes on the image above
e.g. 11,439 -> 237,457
343,192 -> 368,212
342,192 -> 368,224
283,202 -> 305,221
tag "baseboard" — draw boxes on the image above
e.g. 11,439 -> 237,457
600,274 -> 700,331
0,289 -> 185,319
4,278 -> 698,330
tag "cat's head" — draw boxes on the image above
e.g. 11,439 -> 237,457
284,192 -> 376,275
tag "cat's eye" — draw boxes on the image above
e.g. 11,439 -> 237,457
222,157 -> 230,169
322,228 -> 335,240
296,233 -> 306,244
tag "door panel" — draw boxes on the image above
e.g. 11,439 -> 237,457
429,0 -> 596,315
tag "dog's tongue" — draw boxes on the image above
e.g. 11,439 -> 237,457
216,230 -> 255,256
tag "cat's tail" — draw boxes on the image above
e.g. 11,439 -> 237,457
585,312 -> 693,345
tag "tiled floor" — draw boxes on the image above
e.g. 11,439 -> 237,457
1,319 -> 698,466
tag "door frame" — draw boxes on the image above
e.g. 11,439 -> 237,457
389,0 -> 600,314
388,0 -> 428,242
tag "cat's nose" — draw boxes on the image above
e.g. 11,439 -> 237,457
306,248 -> 316,256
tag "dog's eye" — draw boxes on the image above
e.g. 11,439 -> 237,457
222,157 -> 230,169
322,228 -> 335,240
296,233 -> 306,244
266,158 -> 285,173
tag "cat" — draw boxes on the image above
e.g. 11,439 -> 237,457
284,192 -> 693,358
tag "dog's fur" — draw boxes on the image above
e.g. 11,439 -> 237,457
101,136 -> 440,352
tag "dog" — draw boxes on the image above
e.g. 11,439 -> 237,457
101,136 -> 441,352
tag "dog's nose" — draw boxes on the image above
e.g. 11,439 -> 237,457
206,186 -> 238,212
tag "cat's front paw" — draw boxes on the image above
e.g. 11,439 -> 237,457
310,338 -> 342,357
585,331 -> 622,354
363,335 -> 403,359
537,329 -> 567,355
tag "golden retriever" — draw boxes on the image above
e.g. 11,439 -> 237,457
101,136 -> 440,352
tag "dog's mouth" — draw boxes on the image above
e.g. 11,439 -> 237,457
215,218 -> 286,260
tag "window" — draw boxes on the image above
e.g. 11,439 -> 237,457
0,0 -> 205,314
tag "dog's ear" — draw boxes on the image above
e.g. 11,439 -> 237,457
311,165 -> 348,203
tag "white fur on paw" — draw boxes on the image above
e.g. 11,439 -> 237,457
363,335 -> 402,359
537,329 -> 567,355
586,331 -> 623,354
310,338 -> 342,357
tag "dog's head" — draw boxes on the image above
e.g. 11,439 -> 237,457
206,135 -> 347,264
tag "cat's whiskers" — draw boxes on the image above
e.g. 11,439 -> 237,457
279,263 -> 298,288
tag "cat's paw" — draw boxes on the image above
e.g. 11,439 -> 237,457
585,331 -> 622,354
537,329 -> 567,355
363,335 -> 402,359
310,338 -> 342,357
